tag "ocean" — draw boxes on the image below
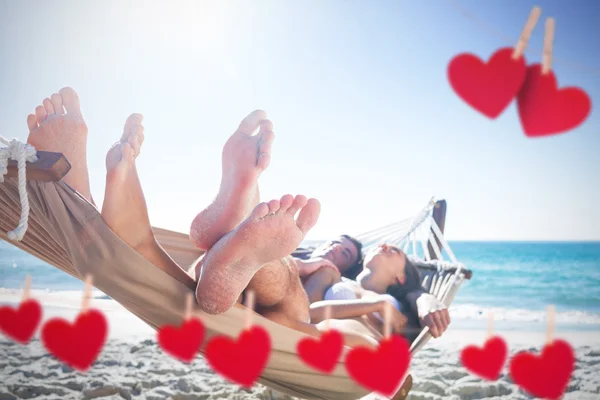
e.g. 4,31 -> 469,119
2,240 -> 599,331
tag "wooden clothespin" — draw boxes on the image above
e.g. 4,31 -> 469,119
324,305 -> 332,331
184,293 -> 194,321
487,311 -> 494,339
546,305 -> 555,345
383,301 -> 392,339
542,18 -> 555,75
23,275 -> 32,302
512,6 -> 542,60
81,274 -> 93,313
245,290 -> 255,331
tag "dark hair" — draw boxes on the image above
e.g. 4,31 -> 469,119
386,256 -> 425,302
340,234 -> 363,279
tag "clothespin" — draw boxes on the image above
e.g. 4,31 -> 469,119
23,274 -> 31,301
487,311 -> 494,339
383,301 -> 392,339
81,274 -> 93,313
512,6 -> 542,60
245,290 -> 255,330
546,305 -> 555,345
324,305 -> 332,331
542,18 -> 556,75
184,293 -> 193,321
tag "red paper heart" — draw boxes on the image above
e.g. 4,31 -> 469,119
297,330 -> 344,373
517,64 -> 591,137
205,326 -> 271,388
448,47 -> 527,118
345,335 -> 411,397
41,309 -> 108,371
0,299 -> 42,344
158,319 -> 205,363
460,336 -> 508,380
509,339 -> 575,400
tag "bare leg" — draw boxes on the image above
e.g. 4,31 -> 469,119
101,114 -> 195,289
26,87 -> 93,203
196,194 -> 320,315
190,110 -> 274,250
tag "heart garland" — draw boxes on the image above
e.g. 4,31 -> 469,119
0,276 -> 42,344
1,279 -> 578,398
448,8 -> 591,137
41,276 -> 108,372
157,294 -> 205,363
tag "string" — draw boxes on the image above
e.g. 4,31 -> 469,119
445,0 -> 600,75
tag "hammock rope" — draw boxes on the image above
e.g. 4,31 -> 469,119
0,137 -> 37,241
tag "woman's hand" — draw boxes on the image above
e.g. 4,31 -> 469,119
375,299 -> 408,334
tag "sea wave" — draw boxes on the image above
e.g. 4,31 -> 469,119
449,303 -> 600,325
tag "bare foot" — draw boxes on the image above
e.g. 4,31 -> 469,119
189,110 -> 274,250
101,114 -> 195,288
101,113 -> 152,249
26,87 -> 92,202
196,194 -> 320,314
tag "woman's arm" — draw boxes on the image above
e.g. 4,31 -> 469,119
309,298 -> 383,324
262,310 -> 378,349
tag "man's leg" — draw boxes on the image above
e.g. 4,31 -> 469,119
26,87 -> 93,202
196,194 -> 320,315
189,110 -> 274,250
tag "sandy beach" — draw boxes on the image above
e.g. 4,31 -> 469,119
1,289 -> 600,400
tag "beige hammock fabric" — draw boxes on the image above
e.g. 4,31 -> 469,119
0,174 -> 472,399
0,177 -> 377,399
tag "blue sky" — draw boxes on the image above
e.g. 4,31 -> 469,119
1,0 -> 598,241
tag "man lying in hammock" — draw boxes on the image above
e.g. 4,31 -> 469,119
296,238 -> 451,339
25,88 -> 378,348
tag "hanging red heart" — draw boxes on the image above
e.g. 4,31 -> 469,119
345,335 -> 411,397
158,319 -> 205,363
0,299 -> 42,344
205,326 -> 271,388
460,336 -> 508,380
509,339 -> 575,400
448,47 -> 527,119
517,64 -> 591,137
41,309 -> 108,372
297,330 -> 344,373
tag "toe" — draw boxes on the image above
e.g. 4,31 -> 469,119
250,202 -> 270,219
35,105 -> 47,123
286,195 -> 308,216
122,113 -> 143,141
127,125 -> 145,157
256,125 -> 275,170
267,199 -> 280,214
278,194 -> 294,212
295,198 -> 321,234
50,93 -> 63,115
43,98 -> 54,115
27,114 -> 38,132
59,87 -> 82,117
237,109 -> 267,135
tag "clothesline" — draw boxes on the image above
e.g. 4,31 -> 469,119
445,0 -> 600,75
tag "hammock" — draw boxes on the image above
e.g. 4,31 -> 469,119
0,143 -> 472,400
